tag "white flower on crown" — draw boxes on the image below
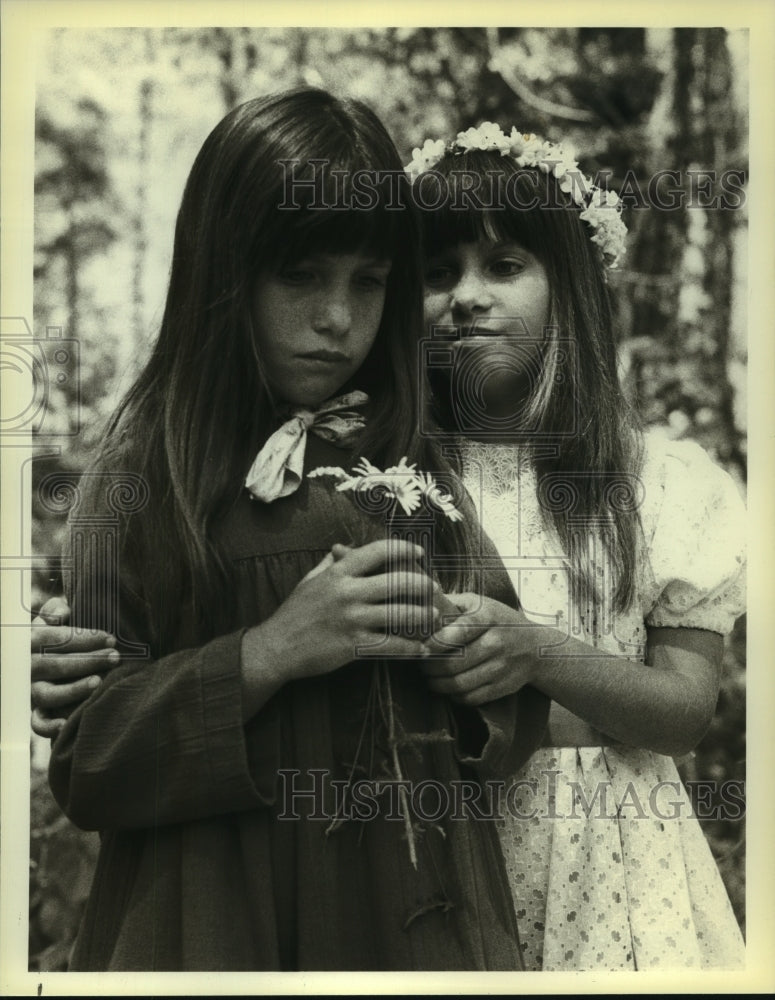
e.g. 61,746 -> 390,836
455,121 -> 512,155
405,138 -> 449,181
587,188 -> 621,209
404,122 -> 628,268
508,128 -> 544,162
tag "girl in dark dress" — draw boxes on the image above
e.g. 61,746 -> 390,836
46,89 -> 548,971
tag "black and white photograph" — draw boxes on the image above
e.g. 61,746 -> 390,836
1,0 -> 773,994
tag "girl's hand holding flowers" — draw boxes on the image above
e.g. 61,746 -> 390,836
422,594 -> 546,706
240,539 -> 438,719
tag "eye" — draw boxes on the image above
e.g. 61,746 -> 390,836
489,257 -> 527,277
278,266 -> 316,286
424,262 -> 456,288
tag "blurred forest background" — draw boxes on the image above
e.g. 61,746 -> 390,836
28,25 -> 748,970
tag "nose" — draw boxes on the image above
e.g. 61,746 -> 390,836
450,270 -> 494,320
312,289 -> 351,338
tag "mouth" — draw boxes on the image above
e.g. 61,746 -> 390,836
462,325 -> 508,337
297,349 -> 351,363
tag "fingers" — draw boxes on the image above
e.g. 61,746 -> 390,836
428,615 -> 490,651
356,571 -> 438,605
424,656 -> 490,694
31,625 -> 117,656
446,592 -> 484,615
424,653 -> 521,704
427,592 -> 518,649
336,539 -> 425,577
31,647 -> 119,682
301,543 -> 356,581
420,630 -> 494,678
434,589 -> 464,621
35,595 -> 72,626
421,626 -> 533,704
355,634 -> 430,660
31,708 -> 65,740
425,674 -> 499,707
301,551 -> 337,582
356,602 -> 440,633
32,676 -> 101,711
443,592 -> 516,622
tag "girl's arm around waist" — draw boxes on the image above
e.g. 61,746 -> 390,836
49,540 -> 435,831
48,628 -> 276,832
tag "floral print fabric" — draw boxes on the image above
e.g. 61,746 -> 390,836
460,432 -> 746,970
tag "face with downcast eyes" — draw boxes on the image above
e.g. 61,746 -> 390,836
423,238 -> 552,420
253,252 -> 392,407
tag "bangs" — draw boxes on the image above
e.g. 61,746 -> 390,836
261,153 -> 413,270
271,203 -> 407,271
416,149 -> 554,260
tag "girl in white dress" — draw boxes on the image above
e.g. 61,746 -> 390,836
407,123 -> 746,970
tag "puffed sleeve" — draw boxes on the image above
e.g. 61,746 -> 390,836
641,433 -> 746,635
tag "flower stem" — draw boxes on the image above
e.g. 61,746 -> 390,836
382,663 -> 418,870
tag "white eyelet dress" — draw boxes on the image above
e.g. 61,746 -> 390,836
459,431 -> 746,971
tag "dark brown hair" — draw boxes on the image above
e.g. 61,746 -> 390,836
417,149 -> 643,612
86,89 -> 474,646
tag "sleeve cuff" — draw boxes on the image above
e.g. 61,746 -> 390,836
199,630 -> 282,812
453,685 -> 550,777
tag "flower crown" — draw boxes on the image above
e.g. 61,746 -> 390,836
405,122 -> 627,269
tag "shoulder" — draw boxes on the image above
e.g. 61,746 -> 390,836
638,430 -> 746,543
638,430 -> 746,633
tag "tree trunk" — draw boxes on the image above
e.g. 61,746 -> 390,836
132,31 -> 154,351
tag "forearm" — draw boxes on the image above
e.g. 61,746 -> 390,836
240,624 -> 292,720
49,630 -> 280,831
529,627 -> 722,756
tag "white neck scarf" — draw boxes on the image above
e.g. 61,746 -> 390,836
245,390 -> 369,503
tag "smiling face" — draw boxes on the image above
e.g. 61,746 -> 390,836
423,237 -> 551,341
252,252 -> 391,407
423,239 -> 552,423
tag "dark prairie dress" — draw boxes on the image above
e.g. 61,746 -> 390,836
48,436 -> 549,971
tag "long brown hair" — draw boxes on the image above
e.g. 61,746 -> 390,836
84,89 -> 475,648
416,150 -> 643,613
